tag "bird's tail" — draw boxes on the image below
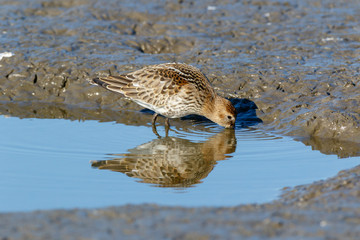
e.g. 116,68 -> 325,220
91,75 -> 133,94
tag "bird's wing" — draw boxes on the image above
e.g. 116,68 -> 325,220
93,63 -> 215,109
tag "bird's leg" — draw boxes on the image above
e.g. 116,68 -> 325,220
152,113 -> 158,125
165,118 -> 170,137
151,113 -> 161,138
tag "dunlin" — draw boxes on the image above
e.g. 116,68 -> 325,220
92,63 -> 236,135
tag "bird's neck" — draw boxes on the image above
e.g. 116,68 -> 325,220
201,95 -> 218,121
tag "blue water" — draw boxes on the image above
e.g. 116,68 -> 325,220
0,115 -> 359,212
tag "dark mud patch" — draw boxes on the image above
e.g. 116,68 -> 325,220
126,36 -> 196,54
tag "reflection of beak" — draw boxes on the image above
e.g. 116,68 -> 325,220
226,122 -> 235,129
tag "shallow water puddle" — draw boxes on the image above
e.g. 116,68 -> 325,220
1,115 -> 359,212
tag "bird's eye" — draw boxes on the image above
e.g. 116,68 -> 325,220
227,115 -> 232,120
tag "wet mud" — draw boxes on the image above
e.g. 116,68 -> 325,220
1,0 -> 360,238
1,0 -> 359,146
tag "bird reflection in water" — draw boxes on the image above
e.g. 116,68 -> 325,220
91,130 -> 236,188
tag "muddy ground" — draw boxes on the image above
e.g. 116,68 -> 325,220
0,0 -> 360,239
1,0 -> 359,146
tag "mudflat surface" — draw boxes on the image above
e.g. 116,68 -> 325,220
1,0 -> 359,145
0,0 -> 360,239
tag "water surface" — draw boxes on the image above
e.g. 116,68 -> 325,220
1,115 -> 359,212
